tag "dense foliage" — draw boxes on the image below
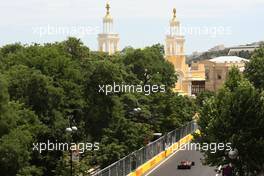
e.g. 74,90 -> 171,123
196,47 -> 264,175
244,46 -> 264,89
0,37 -> 197,175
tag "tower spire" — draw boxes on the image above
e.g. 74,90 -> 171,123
165,7 -> 185,57
106,2 -> 110,15
173,8 -> 176,18
98,2 -> 120,55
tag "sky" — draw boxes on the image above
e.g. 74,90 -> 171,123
0,0 -> 263,54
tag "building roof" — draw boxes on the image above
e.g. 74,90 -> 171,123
209,56 -> 248,63
229,45 -> 260,49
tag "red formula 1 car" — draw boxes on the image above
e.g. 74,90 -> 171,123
177,160 -> 195,169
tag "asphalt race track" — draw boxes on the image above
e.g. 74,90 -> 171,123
144,149 -> 217,176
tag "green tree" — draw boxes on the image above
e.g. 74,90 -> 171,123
244,46 -> 264,89
149,92 -> 197,133
6,65 -> 64,118
0,76 -> 44,176
197,67 -> 264,175
0,39 -> 197,175
195,90 -> 215,107
62,37 -> 90,59
122,46 -> 177,88
0,76 -> 11,137
0,43 -> 23,58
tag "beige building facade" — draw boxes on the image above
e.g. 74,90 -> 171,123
201,56 -> 248,92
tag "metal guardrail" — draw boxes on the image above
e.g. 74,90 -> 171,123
92,121 -> 198,176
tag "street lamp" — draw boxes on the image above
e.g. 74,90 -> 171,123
66,127 -> 73,133
133,107 -> 141,112
153,133 -> 162,137
224,148 -> 239,176
66,122 -> 78,176
71,126 -> 78,131
228,148 -> 238,160
152,133 -> 163,145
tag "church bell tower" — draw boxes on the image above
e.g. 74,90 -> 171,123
98,2 -> 120,55
165,8 -> 190,95
165,8 -> 186,70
